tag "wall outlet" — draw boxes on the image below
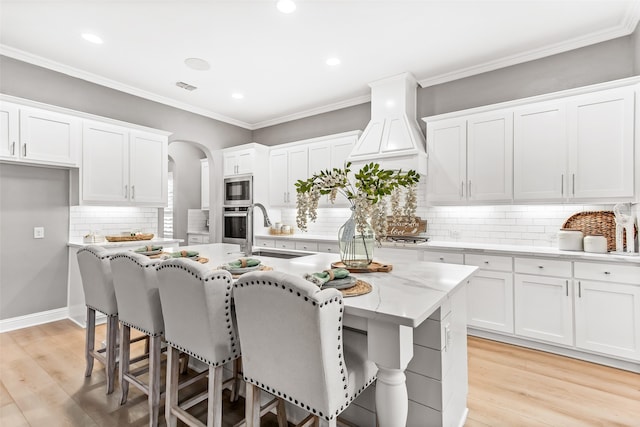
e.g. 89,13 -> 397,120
33,227 -> 45,239
449,230 -> 460,239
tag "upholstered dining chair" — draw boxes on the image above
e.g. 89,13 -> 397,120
76,245 -> 119,394
233,271 -> 378,427
156,258 -> 242,427
110,251 -> 166,427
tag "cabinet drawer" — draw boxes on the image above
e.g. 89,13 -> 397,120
188,234 -> 203,244
465,254 -> 512,272
574,262 -> 640,285
515,257 -> 571,277
421,250 -> 464,264
274,239 -> 295,250
318,242 -> 339,253
254,238 -> 275,248
295,241 -> 318,252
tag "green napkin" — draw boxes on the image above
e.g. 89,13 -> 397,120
171,250 -> 199,258
135,245 -> 163,253
227,258 -> 261,268
304,268 -> 350,287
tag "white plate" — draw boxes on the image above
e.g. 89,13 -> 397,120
221,264 -> 261,274
136,249 -> 162,256
322,276 -> 357,290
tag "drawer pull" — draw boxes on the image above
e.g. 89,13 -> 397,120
538,265 -> 544,269
484,261 -> 489,264
439,257 -> 444,261
565,280 -> 568,297
604,271 -> 611,275
578,281 -> 582,298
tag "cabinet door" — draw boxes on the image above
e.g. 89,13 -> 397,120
466,111 -> 513,202
466,270 -> 514,333
236,150 -> 255,175
19,106 -> 80,166
330,137 -> 355,169
287,146 -> 308,206
129,131 -> 167,205
269,149 -> 289,206
223,152 -> 237,176
426,118 -> 466,203
82,122 -> 129,203
568,88 -> 635,200
0,102 -> 18,159
514,274 -> 573,346
575,280 -> 640,361
513,100 -> 567,201
308,143 -> 331,175
201,159 -> 210,210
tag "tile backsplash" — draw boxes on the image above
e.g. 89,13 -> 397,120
280,203 -> 628,247
69,206 -> 158,240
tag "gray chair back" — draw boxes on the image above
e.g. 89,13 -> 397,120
156,259 -> 240,366
77,245 -> 117,316
110,252 -> 164,336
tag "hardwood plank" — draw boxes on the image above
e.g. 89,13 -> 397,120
0,401 -> 30,427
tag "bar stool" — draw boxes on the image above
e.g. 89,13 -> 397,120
76,245 -> 119,394
234,271 -> 378,427
110,251 -> 166,427
156,259 -> 242,427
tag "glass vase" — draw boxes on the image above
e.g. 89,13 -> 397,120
338,207 -> 375,268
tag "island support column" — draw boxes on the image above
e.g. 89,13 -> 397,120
368,319 -> 414,427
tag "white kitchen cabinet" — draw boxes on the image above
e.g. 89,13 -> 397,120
223,148 -> 255,177
294,241 -> 318,252
420,250 -> 464,264
187,233 -> 210,245
269,146 -> 308,207
465,254 -> 514,333
426,110 -> 512,204
574,262 -> 640,361
0,101 -> 80,166
308,134 -> 356,207
318,241 -> 340,254
81,121 -> 167,206
513,86 -> 634,202
201,159 -> 209,210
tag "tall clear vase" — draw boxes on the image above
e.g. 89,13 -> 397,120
338,207 -> 375,268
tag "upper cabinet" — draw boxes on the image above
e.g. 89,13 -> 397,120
425,77 -> 639,205
223,148 -> 255,177
514,87 -> 635,202
0,101 -> 80,167
81,121 -> 168,206
426,110 -> 513,204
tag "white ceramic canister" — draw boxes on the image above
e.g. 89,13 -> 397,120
584,234 -> 608,253
558,229 -> 584,251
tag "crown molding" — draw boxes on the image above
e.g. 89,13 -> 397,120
418,7 -> 640,88
0,45 -> 254,130
250,94 -> 371,130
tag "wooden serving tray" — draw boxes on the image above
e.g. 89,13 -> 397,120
331,261 -> 393,273
105,233 -> 154,242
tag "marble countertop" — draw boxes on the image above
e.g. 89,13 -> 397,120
255,233 -> 337,242
67,237 -> 183,249
175,243 -> 478,328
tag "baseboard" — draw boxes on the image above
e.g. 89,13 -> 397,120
0,307 -> 69,333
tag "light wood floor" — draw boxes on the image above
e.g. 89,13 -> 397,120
1,320 -> 639,427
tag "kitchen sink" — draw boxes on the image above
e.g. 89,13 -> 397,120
251,250 -> 309,259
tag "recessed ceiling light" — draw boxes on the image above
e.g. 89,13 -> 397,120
81,33 -> 103,44
276,0 -> 296,14
184,57 -> 210,71
232,93 -> 244,100
326,57 -> 341,66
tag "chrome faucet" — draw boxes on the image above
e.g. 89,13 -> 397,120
241,202 -> 272,256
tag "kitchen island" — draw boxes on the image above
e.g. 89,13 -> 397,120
179,243 -> 478,427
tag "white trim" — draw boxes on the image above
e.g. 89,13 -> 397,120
0,307 -> 69,333
422,76 -> 640,122
0,45 -> 254,130
251,94 -> 371,130
418,9 -> 640,89
267,130 -> 362,150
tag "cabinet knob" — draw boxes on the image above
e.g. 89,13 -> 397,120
439,257 -> 444,261
604,271 -> 611,275
484,261 -> 489,264
538,265 -> 544,269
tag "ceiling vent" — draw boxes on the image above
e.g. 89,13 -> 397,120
176,81 -> 198,91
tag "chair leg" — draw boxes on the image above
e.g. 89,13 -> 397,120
231,357 -> 241,402
148,335 -> 162,427
276,398 -> 288,427
245,383 -> 261,427
84,307 -> 95,377
165,346 -> 180,427
179,353 -> 190,375
105,315 -> 118,395
119,324 -> 131,405
210,365 -> 223,427
318,418 -> 337,427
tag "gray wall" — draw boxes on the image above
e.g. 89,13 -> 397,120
168,142 -> 206,243
634,22 -> 640,74
0,164 -> 69,320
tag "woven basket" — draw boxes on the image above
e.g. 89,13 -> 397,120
562,211 -> 636,252
105,233 -> 154,242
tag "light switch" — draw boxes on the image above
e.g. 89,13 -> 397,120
33,227 -> 45,239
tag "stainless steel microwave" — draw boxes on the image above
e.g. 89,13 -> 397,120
224,175 -> 252,206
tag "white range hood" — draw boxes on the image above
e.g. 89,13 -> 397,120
348,72 -> 427,174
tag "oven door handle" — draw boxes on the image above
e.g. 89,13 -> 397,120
223,213 -> 248,217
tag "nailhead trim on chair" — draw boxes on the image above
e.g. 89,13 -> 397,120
86,304 -> 118,317
235,278 -> 377,421
78,246 -> 111,260
120,319 -> 163,337
156,262 -> 240,360
109,252 -> 162,268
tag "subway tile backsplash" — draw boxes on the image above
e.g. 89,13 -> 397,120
69,206 -> 158,240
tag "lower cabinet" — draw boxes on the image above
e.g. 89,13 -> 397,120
187,233 -> 210,245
